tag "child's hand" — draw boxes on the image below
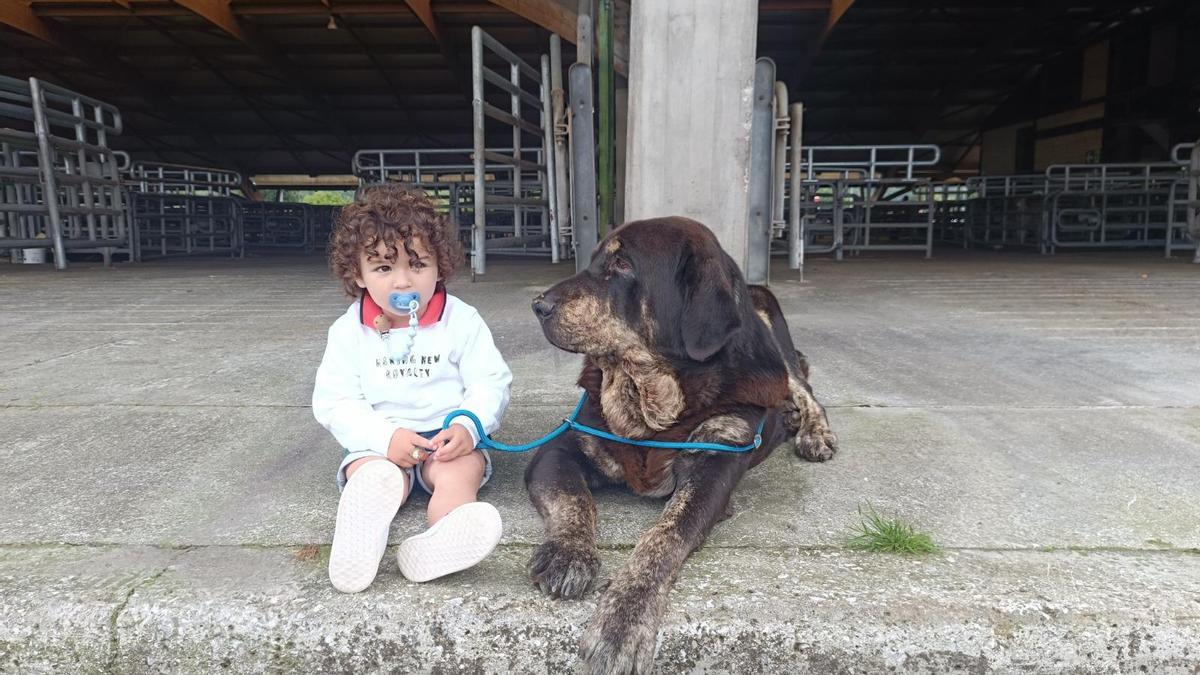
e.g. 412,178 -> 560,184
388,428 -> 435,468
428,424 -> 476,462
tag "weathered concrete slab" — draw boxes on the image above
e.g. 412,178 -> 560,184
2,545 -> 1198,673
1,250 -> 1199,672
2,405 -> 1198,550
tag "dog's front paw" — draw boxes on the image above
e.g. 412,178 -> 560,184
795,426 -> 838,462
580,586 -> 660,675
528,538 -> 599,599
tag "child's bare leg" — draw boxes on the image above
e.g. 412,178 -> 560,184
396,451 -> 502,583
421,451 -> 486,524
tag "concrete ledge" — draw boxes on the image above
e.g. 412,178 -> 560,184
3,544 -> 1199,673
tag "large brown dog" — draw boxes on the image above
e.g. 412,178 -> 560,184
527,216 -> 838,674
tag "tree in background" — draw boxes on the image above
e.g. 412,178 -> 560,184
259,189 -> 355,205
300,190 -> 354,206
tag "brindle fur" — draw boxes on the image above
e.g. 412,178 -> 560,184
748,285 -> 838,461
527,217 -> 837,674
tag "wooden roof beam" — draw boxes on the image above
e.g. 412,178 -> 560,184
25,1 -> 723,19
0,7 -> 233,167
404,0 -> 443,45
792,0 -> 855,87
0,0 -> 65,47
340,19 -> 423,130
402,0 -> 470,101
172,0 -> 247,42
144,17 -> 320,174
486,0 -> 575,41
170,0 -> 357,154
486,0 -> 627,75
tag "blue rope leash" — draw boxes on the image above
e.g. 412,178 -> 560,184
442,391 -> 766,454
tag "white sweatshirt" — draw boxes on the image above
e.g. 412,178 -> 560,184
312,292 -> 512,456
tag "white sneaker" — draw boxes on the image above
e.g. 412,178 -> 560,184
328,460 -> 408,593
396,502 -> 503,582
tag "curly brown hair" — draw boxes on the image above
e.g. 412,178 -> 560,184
328,184 -> 465,298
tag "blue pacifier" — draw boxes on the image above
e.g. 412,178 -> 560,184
388,291 -> 421,314
384,291 -> 421,360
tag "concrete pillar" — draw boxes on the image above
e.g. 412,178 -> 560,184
624,0 -> 758,271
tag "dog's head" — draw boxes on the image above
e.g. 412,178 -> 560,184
532,217 -> 745,363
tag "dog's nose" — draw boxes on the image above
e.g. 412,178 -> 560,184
532,293 -> 556,320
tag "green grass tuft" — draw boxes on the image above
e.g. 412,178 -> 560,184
846,506 -> 939,554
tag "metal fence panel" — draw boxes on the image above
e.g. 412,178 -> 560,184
469,26 -> 553,275
127,161 -> 243,260
1,76 -> 131,268
786,144 -> 940,261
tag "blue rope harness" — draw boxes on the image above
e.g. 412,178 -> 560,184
442,391 -> 767,454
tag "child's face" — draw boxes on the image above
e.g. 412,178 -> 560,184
355,235 -> 440,325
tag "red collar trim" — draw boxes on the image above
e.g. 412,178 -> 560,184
360,289 -> 447,330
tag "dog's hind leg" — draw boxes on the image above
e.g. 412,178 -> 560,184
747,286 -> 838,462
580,420 -> 753,675
525,435 -> 602,600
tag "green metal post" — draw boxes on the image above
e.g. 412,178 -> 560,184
597,0 -> 615,235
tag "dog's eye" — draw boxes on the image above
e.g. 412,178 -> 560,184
609,256 -> 632,276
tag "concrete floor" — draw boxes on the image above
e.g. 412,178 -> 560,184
1,249 -> 1198,672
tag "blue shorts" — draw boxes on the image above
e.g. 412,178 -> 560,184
336,429 -> 493,493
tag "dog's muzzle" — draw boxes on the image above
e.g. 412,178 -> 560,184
532,292 -> 557,322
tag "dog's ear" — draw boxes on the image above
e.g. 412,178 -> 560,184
679,249 -> 742,362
